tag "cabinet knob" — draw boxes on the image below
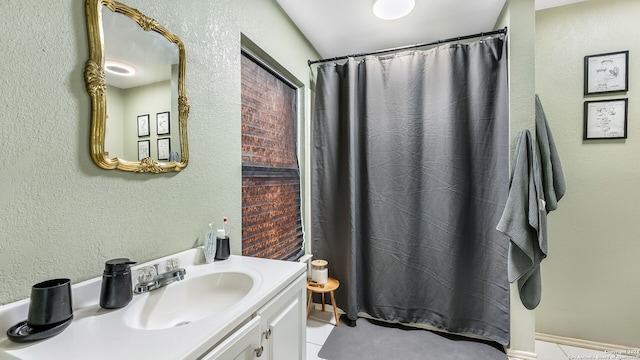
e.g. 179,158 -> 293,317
254,346 -> 264,357
263,328 -> 272,339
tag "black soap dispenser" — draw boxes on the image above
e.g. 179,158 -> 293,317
99,258 -> 136,309
215,217 -> 231,260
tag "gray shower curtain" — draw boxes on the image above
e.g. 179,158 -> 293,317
311,37 -> 510,345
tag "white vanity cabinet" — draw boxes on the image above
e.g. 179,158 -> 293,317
201,317 -> 262,360
198,271 -> 307,360
256,273 -> 307,360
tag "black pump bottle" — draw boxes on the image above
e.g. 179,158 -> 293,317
99,258 -> 136,309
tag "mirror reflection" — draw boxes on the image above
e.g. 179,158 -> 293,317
84,0 -> 189,173
103,8 -> 180,162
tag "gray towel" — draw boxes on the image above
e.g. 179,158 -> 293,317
497,96 -> 565,310
497,130 -> 547,310
535,94 -> 566,212
169,151 -> 181,162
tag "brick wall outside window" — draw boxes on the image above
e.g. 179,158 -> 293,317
240,52 -> 304,260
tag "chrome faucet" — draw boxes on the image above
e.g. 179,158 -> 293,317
134,259 -> 186,294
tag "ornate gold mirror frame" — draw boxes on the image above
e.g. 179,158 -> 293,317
84,0 -> 189,173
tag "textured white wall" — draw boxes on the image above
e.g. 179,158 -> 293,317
0,0 -> 318,305
536,0 -> 640,347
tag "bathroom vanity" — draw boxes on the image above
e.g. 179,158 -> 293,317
0,249 -> 307,360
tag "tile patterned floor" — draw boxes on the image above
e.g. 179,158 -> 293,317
306,309 -> 336,360
534,341 -> 638,360
306,308 -> 636,360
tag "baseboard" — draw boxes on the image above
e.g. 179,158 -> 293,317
536,333 -> 640,358
505,349 -> 538,360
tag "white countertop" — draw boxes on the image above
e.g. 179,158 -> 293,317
0,249 -> 306,360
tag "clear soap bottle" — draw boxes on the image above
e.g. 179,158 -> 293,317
204,222 -> 216,263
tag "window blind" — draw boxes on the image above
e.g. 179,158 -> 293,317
241,52 -> 304,261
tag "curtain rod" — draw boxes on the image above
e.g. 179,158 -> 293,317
308,27 -> 507,66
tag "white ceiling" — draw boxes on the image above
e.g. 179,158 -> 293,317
276,0 -> 588,60
102,0 -> 589,88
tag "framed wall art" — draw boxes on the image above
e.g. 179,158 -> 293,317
157,138 -> 171,160
137,114 -> 150,137
584,51 -> 629,95
583,98 -> 627,140
138,140 -> 150,160
156,111 -> 170,135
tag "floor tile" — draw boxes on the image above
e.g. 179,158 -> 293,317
536,340 -> 569,360
559,344 -> 636,359
606,351 -> 640,359
306,318 -> 335,346
308,305 -> 338,325
307,342 -> 325,360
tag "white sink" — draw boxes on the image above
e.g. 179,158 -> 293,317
125,271 -> 254,330
0,252 -> 307,359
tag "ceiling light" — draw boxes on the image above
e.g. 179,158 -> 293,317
105,60 -> 136,76
373,0 -> 415,20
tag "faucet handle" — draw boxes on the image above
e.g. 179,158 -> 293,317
165,258 -> 180,272
137,266 -> 155,283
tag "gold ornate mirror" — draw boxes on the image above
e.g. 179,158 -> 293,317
84,0 -> 189,173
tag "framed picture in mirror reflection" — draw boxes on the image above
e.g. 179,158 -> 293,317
157,111 -> 170,135
138,140 -> 150,160
157,138 -> 170,160
137,114 -> 150,137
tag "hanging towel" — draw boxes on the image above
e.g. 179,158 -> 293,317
496,130 -> 547,310
497,96 -> 565,310
535,94 -> 566,212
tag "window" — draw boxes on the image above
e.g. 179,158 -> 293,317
240,51 -> 304,261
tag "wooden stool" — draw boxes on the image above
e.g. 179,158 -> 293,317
306,277 -> 340,326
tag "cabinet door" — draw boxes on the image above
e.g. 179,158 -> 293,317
257,274 -> 306,360
201,316 -> 262,360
